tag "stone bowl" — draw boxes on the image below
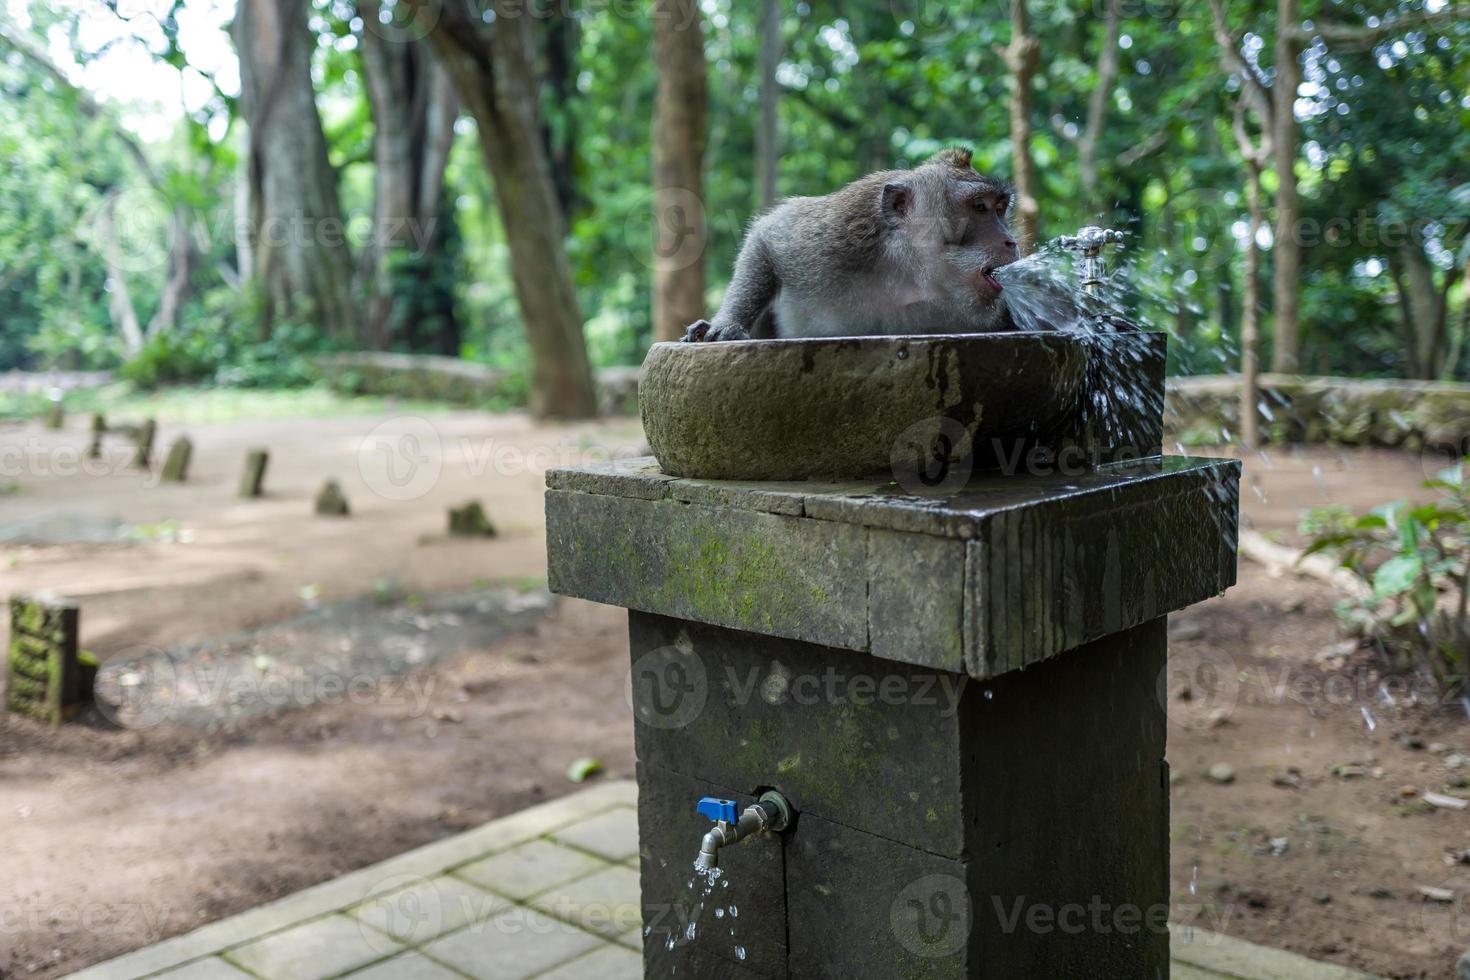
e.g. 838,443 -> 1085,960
639,334 -> 1090,481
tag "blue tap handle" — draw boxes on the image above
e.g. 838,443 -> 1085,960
696,797 -> 738,824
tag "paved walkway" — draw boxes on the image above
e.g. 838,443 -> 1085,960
68,780 -> 1375,980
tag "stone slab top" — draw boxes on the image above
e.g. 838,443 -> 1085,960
546,454 -> 1240,541
546,455 -> 1241,675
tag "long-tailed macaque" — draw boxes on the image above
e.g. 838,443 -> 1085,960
685,148 -> 1019,341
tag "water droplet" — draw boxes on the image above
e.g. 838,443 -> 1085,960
736,946 -> 747,961
715,908 -> 724,918
1360,706 -> 1376,732
1189,865 -> 1198,896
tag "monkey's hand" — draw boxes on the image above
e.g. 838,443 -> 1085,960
682,319 -> 750,343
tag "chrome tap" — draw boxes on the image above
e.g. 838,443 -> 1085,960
693,791 -> 792,872
1057,226 -> 1125,296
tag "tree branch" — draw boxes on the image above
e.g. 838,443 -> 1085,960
1295,6 -> 1470,46
0,26 -> 164,193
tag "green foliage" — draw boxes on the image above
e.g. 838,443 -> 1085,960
120,289 -> 331,390
1301,463 -> 1470,684
2,0 -> 1468,388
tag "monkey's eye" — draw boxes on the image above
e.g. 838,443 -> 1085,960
973,199 -> 991,213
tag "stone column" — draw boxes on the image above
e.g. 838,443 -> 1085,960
546,452 -> 1239,979
6,593 -> 93,725
240,448 -> 270,498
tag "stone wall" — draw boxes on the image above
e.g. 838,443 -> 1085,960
1166,374 -> 1470,451
316,352 -> 510,405
315,352 -> 640,415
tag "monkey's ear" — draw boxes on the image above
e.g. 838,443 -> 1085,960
880,181 -> 912,223
929,147 -> 974,171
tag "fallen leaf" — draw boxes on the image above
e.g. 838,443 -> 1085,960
567,757 -> 603,783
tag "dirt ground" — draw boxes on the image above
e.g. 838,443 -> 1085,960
0,409 -> 1465,978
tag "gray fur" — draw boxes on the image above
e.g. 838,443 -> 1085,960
689,149 -> 1019,341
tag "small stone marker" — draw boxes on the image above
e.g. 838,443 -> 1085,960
315,479 -> 349,516
239,448 -> 269,498
161,436 -> 192,482
133,419 -> 157,469
6,593 -> 94,725
87,414 -> 106,459
447,500 -> 497,537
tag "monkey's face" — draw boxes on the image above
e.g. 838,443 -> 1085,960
905,177 -> 1018,320
941,181 -> 1019,299
879,154 -> 1019,327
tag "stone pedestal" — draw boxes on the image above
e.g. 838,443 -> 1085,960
546,453 -> 1238,979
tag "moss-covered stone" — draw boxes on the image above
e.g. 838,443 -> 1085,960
239,448 -> 269,498
639,333 -> 1096,480
6,593 -> 86,724
314,479 -> 350,516
447,500 -> 497,537
1166,374 -> 1470,450
132,418 -> 156,469
160,436 -> 192,482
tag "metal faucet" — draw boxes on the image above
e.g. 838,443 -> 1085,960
1057,226 -> 1125,295
694,791 -> 793,872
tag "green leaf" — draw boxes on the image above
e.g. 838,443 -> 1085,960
1374,555 -> 1424,597
566,757 -> 603,783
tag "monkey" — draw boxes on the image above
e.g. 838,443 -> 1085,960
684,148 -> 1019,342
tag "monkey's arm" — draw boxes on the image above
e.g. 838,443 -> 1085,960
686,222 -> 780,342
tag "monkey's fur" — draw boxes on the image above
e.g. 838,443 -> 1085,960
686,148 -> 1020,342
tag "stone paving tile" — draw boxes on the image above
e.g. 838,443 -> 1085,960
223,914 -> 396,980
529,865 -> 642,939
420,907 -> 601,980
453,839 -> 606,901
341,951 -> 469,980
146,959 -> 255,980
67,783 -> 637,980
550,807 -> 639,863
350,874 -> 509,947
533,943 -> 643,980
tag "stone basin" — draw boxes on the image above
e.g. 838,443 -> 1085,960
639,333 -> 1091,480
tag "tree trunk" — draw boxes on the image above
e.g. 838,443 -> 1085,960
651,0 -> 709,343
96,195 -> 145,356
427,0 -> 597,418
1270,0 -> 1301,373
356,0 -> 460,352
1078,0 -> 1122,210
146,205 -> 195,339
1240,164 -> 1265,449
1003,0 -> 1042,251
542,8 -> 578,221
1395,242 -> 1450,379
232,0 -> 356,342
756,0 -> 781,210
